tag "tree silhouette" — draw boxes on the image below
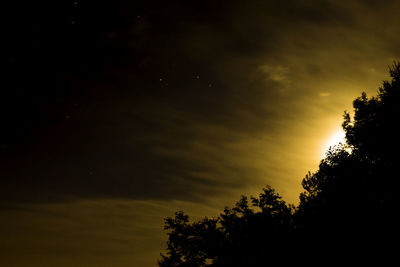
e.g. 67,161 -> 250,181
159,187 -> 294,266
294,63 -> 400,261
159,62 -> 400,266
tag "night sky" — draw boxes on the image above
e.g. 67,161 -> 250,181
1,1 -> 400,266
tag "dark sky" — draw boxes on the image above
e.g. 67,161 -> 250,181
1,1 -> 400,266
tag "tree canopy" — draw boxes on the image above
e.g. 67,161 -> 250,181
159,62 -> 400,266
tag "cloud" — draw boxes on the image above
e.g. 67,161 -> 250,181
0,199 -> 222,267
260,65 -> 290,82
1,0 -> 399,207
319,92 -> 331,97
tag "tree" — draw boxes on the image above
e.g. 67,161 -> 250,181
159,211 -> 221,266
159,187 -> 294,266
296,62 -> 400,258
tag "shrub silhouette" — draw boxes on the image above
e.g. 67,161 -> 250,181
159,62 -> 400,266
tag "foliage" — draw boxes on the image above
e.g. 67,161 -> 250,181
159,187 -> 294,266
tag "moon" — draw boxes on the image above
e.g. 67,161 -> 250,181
321,129 -> 346,157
